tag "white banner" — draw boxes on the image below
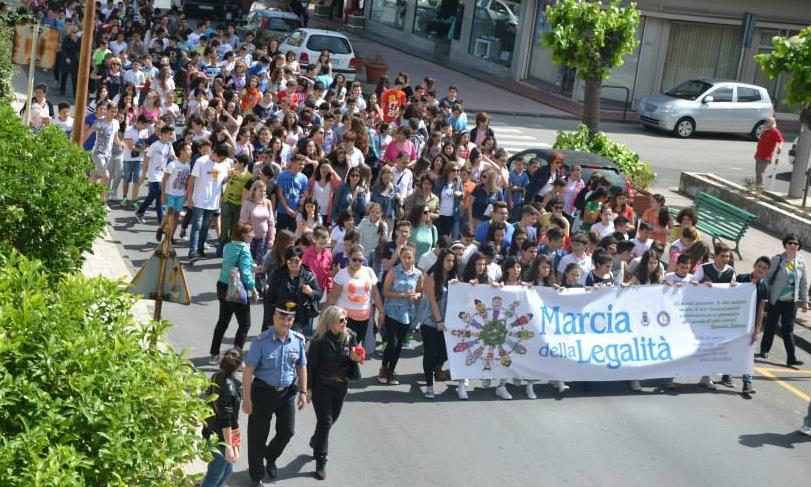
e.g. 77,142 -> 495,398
443,283 -> 756,381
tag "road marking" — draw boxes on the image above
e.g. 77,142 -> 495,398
756,367 -> 811,374
755,366 -> 811,402
492,134 -> 537,140
489,127 -> 523,133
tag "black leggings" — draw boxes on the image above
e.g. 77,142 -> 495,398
382,316 -> 410,372
310,382 -> 348,462
346,317 -> 368,347
761,300 -> 798,362
421,325 -> 448,386
210,281 -> 251,355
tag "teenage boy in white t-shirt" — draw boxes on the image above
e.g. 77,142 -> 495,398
631,222 -> 653,258
160,141 -> 192,241
188,143 -> 230,262
136,126 -> 176,227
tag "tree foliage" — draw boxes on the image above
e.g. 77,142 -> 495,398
755,28 -> 811,125
541,0 -> 640,80
0,103 -> 106,279
555,124 -> 656,191
0,252 -> 212,486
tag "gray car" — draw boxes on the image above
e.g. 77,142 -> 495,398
638,79 -> 773,140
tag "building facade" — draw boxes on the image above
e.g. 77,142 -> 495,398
362,0 -> 811,118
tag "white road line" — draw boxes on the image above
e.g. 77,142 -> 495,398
489,127 -> 523,133
492,134 -> 537,140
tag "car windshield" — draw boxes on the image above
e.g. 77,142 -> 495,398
306,35 -> 351,55
664,80 -> 713,100
268,18 -> 300,31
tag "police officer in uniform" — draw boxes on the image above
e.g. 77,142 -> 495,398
243,301 -> 309,485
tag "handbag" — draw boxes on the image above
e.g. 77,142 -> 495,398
225,266 -> 248,304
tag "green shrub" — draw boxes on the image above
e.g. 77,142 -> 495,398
0,252 -> 212,486
0,103 -> 106,278
554,123 -> 656,191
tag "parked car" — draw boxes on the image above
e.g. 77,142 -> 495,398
183,0 -> 244,20
278,28 -> 358,81
638,79 -> 773,140
238,7 -> 302,45
508,148 -> 630,195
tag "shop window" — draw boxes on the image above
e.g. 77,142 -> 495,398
370,0 -> 407,30
468,0 -> 522,67
413,0 -> 459,40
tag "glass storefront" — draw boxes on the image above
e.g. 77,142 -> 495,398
660,22 -> 740,92
413,0 -> 459,40
468,0 -> 523,67
371,0 -> 408,29
602,19 -> 645,105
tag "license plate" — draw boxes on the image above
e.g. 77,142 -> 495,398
200,5 -> 214,10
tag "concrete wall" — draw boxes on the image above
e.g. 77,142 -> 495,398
679,172 -> 811,244
633,0 -> 811,26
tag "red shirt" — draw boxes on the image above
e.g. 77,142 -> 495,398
381,88 -> 406,123
755,128 -> 784,160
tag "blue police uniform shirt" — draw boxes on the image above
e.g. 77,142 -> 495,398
246,328 -> 307,387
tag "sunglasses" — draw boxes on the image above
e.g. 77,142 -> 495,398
339,317 -> 347,323
787,241 -> 800,246
350,258 -> 364,263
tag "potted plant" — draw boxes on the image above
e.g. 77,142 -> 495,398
630,163 -> 656,215
361,53 -> 389,84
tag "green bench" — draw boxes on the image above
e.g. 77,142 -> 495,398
668,192 -> 757,259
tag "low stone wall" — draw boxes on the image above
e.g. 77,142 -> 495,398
678,172 -> 811,243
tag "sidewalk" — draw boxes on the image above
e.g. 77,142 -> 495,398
658,185 -> 811,353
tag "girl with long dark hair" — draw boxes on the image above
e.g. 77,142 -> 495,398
419,250 -> 458,399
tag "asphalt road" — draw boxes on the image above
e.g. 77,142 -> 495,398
107,202 -> 811,487
489,115 -> 799,193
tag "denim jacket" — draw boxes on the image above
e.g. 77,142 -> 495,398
332,183 -> 368,222
383,264 -> 422,324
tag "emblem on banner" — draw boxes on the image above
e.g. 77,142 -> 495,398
451,296 -> 534,371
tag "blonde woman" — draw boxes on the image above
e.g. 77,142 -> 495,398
307,305 -> 363,480
239,180 -> 276,267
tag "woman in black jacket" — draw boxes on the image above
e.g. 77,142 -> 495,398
307,305 -> 363,480
525,150 -> 565,206
264,247 -> 323,334
202,348 -> 243,487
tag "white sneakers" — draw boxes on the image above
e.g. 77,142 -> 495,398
424,386 -> 435,399
629,380 -> 642,392
525,384 -> 537,399
495,385 -> 513,400
457,380 -> 469,400
208,354 -> 219,366
552,381 -> 569,393
700,376 -> 717,390
799,425 -> 811,436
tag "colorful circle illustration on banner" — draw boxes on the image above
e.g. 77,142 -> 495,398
451,296 -> 534,371
656,311 -> 671,327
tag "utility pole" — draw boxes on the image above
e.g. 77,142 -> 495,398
23,24 -> 39,127
70,0 -> 96,145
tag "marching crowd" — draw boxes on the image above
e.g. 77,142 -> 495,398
16,1 -> 811,485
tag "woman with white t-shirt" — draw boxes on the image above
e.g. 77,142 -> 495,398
327,245 -> 384,351
308,160 -> 342,227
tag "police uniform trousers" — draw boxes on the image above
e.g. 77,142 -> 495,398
247,379 -> 297,481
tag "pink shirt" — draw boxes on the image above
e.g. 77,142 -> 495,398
382,140 -> 417,165
239,199 -> 276,244
302,246 -> 333,293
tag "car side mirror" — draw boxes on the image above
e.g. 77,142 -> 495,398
702,95 -> 714,104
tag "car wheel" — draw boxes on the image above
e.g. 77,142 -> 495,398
673,118 -> 695,138
752,120 -> 766,141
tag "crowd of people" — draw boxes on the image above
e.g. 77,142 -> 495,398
14,1 -> 811,485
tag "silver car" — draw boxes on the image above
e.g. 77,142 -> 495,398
638,79 -> 773,139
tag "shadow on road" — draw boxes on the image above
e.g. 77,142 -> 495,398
739,431 -> 811,449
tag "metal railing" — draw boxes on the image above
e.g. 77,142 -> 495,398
600,85 -> 631,122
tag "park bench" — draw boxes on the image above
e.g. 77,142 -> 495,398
668,192 -> 756,259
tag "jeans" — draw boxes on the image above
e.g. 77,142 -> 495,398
220,202 -> 241,244
277,212 -> 296,232
422,325 -> 448,386
310,382 -> 348,462
210,281 -> 252,355
137,182 -> 163,223
189,207 -> 217,257
247,382 -> 296,482
107,152 -> 124,199
201,445 -> 233,487
382,316 -> 410,372
761,300 -> 798,362
436,215 -> 457,240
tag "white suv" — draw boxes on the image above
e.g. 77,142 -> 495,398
278,28 -> 358,82
638,79 -> 774,139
